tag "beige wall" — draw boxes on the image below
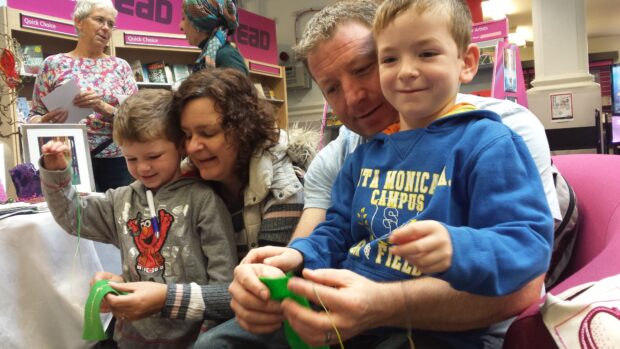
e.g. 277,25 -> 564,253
589,35 -> 620,62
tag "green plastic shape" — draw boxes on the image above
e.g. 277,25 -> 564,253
259,272 -> 328,349
82,279 -> 128,341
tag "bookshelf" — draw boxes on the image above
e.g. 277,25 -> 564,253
0,7 -> 83,196
246,59 -> 288,129
110,30 -> 199,89
0,6 -> 289,196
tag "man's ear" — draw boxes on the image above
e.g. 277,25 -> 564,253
460,44 -> 480,84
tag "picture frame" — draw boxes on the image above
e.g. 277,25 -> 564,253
550,92 -> 574,122
20,124 -> 95,192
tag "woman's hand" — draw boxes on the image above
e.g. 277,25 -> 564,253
73,90 -> 114,116
40,141 -> 71,171
228,263 -> 286,333
31,108 -> 69,124
105,282 -> 168,322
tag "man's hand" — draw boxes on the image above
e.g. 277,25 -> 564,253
241,246 -> 304,272
282,269 -> 389,346
229,263 -> 286,333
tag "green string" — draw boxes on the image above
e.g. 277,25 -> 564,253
82,279 -> 128,340
259,273 -> 329,349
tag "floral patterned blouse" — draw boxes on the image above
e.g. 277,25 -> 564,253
30,54 -> 138,158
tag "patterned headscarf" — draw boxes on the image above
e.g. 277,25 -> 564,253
183,0 -> 239,68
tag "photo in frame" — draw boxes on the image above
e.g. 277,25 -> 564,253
503,45 -> 517,93
20,124 -> 95,192
550,92 -> 574,121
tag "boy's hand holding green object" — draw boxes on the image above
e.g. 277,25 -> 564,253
83,279 -> 128,341
259,272 -> 329,349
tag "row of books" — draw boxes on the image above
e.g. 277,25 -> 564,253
18,44 -> 192,86
131,60 -> 192,85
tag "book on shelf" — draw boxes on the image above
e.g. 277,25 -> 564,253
253,83 -> 266,99
145,61 -> 168,83
16,97 -> 31,122
21,45 -> 44,75
172,64 -> 190,83
130,59 -> 147,83
267,88 -> 276,100
164,65 -> 174,85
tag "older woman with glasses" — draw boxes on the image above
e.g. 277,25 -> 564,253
28,0 -> 137,192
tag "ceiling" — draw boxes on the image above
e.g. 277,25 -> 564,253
500,0 -> 620,38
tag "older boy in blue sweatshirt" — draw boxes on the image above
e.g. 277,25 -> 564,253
281,0 -> 553,297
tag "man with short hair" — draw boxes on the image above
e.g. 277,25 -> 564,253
225,1 -> 562,348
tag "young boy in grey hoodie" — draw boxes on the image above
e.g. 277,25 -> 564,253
39,89 -> 237,349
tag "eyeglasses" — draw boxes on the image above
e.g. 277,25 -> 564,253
88,16 -> 116,30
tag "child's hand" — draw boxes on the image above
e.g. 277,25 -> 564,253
90,271 -> 125,313
389,220 -> 453,274
41,140 -> 70,171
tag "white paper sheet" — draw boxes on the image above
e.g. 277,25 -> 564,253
41,79 -> 94,124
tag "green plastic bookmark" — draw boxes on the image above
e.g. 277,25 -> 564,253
83,280 -> 128,341
259,272 -> 329,349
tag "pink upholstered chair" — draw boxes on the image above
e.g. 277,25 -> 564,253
503,154 -> 620,348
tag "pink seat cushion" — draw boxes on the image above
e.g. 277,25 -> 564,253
504,154 -> 620,349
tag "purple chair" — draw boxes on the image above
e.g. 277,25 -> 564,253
504,154 -> 620,348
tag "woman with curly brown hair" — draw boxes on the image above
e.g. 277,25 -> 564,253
90,68 -> 303,345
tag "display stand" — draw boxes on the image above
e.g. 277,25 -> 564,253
464,18 -> 528,107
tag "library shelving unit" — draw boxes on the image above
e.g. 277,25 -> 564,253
0,7 -> 81,191
109,29 -> 199,90
0,6 -> 290,195
246,59 -> 288,130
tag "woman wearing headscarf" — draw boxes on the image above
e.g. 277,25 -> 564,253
180,0 -> 248,74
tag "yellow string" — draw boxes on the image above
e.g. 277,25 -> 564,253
401,281 -> 415,349
70,185 -> 82,298
312,283 -> 345,349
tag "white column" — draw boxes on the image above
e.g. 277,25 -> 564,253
527,0 -> 601,131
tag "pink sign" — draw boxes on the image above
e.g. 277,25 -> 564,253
472,18 -> 508,43
8,0 -> 278,64
248,61 -> 280,76
124,33 -> 193,49
20,14 -> 77,37
9,0 -> 184,34
231,9 -> 278,65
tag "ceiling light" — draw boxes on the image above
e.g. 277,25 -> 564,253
508,32 -> 526,47
481,0 -> 507,20
515,26 -> 533,42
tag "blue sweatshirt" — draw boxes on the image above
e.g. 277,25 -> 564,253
290,109 -> 553,296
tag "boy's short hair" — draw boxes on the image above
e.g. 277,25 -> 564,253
294,0 -> 379,69
373,0 -> 472,55
113,89 -> 182,146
